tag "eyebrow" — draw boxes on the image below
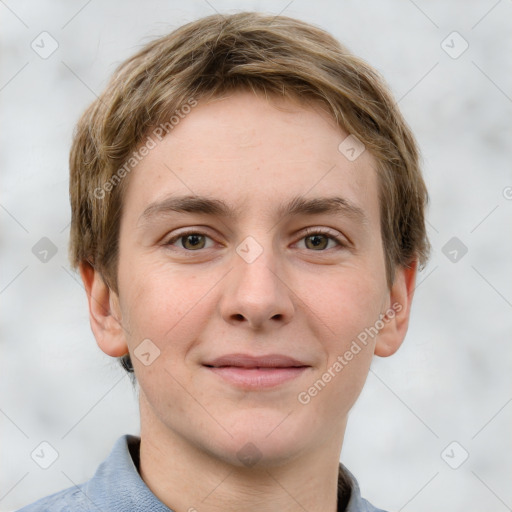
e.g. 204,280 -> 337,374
138,194 -> 368,226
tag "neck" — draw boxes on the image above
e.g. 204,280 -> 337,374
137,394 -> 346,512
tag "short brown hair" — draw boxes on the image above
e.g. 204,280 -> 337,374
69,12 -> 430,366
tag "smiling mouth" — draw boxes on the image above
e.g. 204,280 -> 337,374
204,364 -> 308,369
202,353 -> 311,389
203,365 -> 309,389
203,353 -> 309,368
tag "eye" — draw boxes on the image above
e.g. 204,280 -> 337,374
297,228 -> 346,251
165,231 -> 215,251
164,228 -> 347,252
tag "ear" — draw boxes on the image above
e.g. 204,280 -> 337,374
374,260 -> 418,357
79,261 -> 128,358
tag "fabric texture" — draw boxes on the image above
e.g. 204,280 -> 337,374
16,434 -> 388,512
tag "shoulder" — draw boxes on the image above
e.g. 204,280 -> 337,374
339,462 -> 390,512
357,497 -> 389,512
14,434 -> 138,512
14,483 -> 89,512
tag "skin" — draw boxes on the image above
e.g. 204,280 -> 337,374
80,91 -> 417,512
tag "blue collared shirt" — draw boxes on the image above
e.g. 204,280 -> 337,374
16,435 -> 388,511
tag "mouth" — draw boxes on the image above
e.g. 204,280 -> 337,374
202,353 -> 310,389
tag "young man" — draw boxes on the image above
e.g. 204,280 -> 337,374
18,11 -> 429,512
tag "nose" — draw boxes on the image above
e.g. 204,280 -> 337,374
219,240 -> 295,330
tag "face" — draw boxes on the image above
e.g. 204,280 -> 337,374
85,91 -> 414,468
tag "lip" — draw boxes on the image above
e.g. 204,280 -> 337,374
203,353 -> 309,369
203,353 -> 310,390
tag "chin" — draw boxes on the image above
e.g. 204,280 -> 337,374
202,414 -> 310,469
215,438 -> 304,470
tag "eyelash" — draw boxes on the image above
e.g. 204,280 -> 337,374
164,228 -> 347,251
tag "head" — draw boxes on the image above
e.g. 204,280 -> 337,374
70,12 -> 429,466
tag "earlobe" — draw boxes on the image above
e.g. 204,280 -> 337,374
374,260 -> 418,357
79,261 -> 128,358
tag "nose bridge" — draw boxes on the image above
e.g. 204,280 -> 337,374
221,233 -> 294,328
235,234 -> 282,300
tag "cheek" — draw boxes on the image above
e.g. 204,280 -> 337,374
120,260 -> 212,352
297,272 -> 383,417
120,262 -> 216,412
299,267 -> 385,342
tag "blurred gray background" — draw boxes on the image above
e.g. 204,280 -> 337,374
1,1 -> 511,511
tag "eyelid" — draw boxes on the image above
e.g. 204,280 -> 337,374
164,228 -> 217,249
298,227 -> 349,248
163,226 -> 349,251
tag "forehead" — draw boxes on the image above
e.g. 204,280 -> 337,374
121,91 -> 379,228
